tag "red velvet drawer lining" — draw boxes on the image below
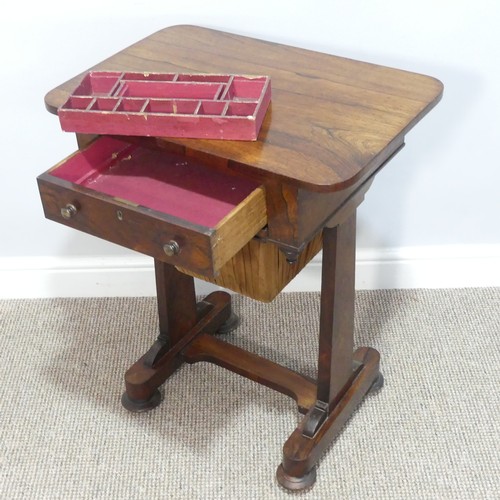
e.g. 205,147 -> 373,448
49,136 -> 261,228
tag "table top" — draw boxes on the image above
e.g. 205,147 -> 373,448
45,25 -> 443,193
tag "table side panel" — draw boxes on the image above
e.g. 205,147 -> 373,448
178,231 -> 323,302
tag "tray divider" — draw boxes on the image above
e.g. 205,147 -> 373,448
140,99 -> 150,113
111,80 -> 126,97
221,102 -> 230,116
86,97 -> 97,111
193,101 -> 202,115
172,73 -> 179,82
107,75 -> 123,97
112,98 -> 123,112
214,84 -> 225,101
219,76 -> 234,100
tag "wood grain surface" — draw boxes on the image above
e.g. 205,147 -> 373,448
45,25 -> 443,192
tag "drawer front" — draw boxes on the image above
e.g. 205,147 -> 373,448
38,175 -> 217,275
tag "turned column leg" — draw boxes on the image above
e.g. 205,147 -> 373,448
277,211 -> 382,490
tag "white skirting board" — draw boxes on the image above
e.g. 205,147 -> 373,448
1,245 -> 499,298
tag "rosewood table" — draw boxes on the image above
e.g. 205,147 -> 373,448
38,25 -> 442,490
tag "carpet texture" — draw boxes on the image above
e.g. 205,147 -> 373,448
0,289 -> 499,499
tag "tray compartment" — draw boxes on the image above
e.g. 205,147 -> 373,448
147,99 -> 199,114
115,81 -> 224,100
72,72 -> 121,96
222,76 -> 267,100
38,137 -> 267,276
89,97 -> 120,111
197,101 -> 227,116
114,98 -> 148,113
66,96 -> 94,110
226,102 -> 258,117
58,71 -> 271,140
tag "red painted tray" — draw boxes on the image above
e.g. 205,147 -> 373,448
57,71 -> 271,141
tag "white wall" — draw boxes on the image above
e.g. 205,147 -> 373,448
1,0 -> 499,297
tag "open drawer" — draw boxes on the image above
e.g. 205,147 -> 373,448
37,136 -> 267,277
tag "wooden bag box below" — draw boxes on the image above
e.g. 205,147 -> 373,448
37,136 -> 267,277
57,71 -> 272,140
178,232 -> 323,302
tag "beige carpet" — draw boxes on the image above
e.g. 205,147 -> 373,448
0,289 -> 499,499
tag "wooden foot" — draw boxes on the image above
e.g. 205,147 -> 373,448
369,372 -> 384,393
121,388 -> 162,413
276,463 -> 316,491
195,301 -> 239,334
216,311 -> 240,334
277,347 -> 380,491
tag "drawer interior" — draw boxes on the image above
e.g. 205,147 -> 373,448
49,136 -> 260,226
40,136 -> 267,275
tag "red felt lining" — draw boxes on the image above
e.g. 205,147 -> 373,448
49,137 -> 260,228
